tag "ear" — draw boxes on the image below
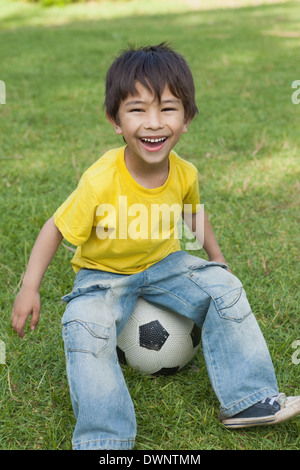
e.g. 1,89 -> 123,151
106,111 -> 123,135
182,117 -> 193,134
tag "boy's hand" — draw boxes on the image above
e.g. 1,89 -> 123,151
209,255 -> 231,273
11,217 -> 63,338
11,286 -> 41,338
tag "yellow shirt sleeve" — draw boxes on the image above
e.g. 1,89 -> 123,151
53,175 -> 98,246
182,176 -> 200,213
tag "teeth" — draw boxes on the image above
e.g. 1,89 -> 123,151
142,137 -> 166,143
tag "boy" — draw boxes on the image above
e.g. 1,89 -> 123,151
11,44 -> 299,450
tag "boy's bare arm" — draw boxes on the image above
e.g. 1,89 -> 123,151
183,209 -> 229,269
201,211 -> 228,265
11,217 -> 63,338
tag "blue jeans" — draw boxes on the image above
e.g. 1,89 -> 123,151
61,251 -> 278,450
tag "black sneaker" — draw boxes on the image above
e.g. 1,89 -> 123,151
222,393 -> 300,428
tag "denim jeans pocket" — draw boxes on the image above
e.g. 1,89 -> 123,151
188,262 -> 251,322
63,320 -> 110,357
214,287 -> 251,322
62,284 -> 111,303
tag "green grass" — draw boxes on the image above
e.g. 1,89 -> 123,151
0,0 -> 299,450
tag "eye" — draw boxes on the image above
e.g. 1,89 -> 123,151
129,108 -> 144,113
162,107 -> 177,112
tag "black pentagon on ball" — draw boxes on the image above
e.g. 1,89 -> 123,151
139,320 -> 169,351
191,323 -> 201,348
153,366 -> 179,376
116,346 -> 127,365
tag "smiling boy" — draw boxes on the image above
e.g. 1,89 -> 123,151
11,43 -> 300,450
108,81 -> 190,184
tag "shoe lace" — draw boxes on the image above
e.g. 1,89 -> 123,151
261,393 -> 286,405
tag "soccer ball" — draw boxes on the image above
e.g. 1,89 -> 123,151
117,297 -> 201,375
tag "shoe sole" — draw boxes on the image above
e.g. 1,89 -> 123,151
222,396 -> 300,429
222,415 -> 276,428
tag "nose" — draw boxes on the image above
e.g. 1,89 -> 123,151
144,110 -> 164,130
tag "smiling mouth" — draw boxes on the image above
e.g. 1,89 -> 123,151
140,137 -> 168,151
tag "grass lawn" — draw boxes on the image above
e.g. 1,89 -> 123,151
0,0 -> 299,451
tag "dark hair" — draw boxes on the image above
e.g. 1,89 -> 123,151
105,43 -> 198,123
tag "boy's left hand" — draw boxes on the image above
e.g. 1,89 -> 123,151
209,256 -> 231,273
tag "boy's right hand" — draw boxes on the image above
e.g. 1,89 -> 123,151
11,286 -> 41,338
10,216 -> 63,338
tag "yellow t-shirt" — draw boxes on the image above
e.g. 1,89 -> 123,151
53,146 -> 200,274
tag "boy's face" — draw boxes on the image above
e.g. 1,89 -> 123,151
107,82 -> 191,171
